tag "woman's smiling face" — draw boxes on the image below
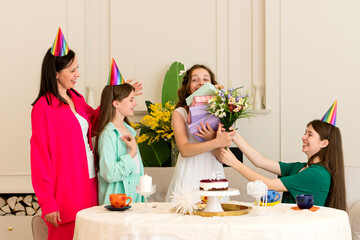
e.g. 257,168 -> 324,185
189,68 -> 211,94
301,124 -> 329,158
56,56 -> 80,91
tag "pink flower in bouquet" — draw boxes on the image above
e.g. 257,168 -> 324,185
207,86 -> 252,131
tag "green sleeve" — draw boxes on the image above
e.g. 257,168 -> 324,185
280,165 -> 331,206
279,161 -> 306,177
98,131 -> 136,183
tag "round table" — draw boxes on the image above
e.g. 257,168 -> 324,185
73,201 -> 351,240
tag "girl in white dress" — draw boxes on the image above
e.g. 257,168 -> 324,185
166,64 -> 234,202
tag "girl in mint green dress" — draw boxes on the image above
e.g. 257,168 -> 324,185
95,83 -> 144,205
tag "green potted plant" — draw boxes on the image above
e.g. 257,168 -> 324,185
133,61 -> 185,167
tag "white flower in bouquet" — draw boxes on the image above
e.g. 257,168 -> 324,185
229,97 -> 236,104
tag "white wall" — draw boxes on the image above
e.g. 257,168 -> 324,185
110,0 -> 217,109
0,0 -> 358,193
278,0 -> 360,166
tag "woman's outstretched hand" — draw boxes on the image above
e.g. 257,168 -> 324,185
126,79 -> 143,96
214,147 -> 237,167
121,134 -> 138,158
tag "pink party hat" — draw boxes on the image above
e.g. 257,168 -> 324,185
321,100 -> 337,126
51,28 -> 69,56
107,58 -> 124,86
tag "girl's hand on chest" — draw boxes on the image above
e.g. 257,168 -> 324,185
120,134 -> 137,158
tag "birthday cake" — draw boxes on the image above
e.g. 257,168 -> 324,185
199,179 -> 229,191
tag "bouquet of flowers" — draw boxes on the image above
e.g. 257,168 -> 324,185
207,86 -> 252,131
133,102 -> 175,144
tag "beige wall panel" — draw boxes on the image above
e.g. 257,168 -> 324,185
84,0 -> 110,105
68,0 -> 86,94
110,0 -> 218,110
216,0 -> 229,86
280,0 -> 360,166
229,0 -> 253,90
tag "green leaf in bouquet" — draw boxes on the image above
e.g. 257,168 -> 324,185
161,61 -> 185,106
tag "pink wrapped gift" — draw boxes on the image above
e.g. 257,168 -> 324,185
187,96 -> 213,124
190,95 -> 213,107
188,114 -> 221,142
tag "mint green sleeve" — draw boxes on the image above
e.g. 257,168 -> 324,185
98,131 -> 136,183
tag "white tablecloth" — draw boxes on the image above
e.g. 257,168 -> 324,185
73,201 -> 351,240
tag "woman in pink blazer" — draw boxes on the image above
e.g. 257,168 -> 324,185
31,29 -> 142,239
30,47 -> 100,240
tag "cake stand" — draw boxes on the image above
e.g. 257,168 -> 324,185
199,188 -> 240,212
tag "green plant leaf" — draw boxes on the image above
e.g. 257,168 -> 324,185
161,61 -> 185,106
138,129 -> 171,167
145,100 -> 154,114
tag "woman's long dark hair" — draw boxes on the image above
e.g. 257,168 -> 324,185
307,120 -> 346,211
175,64 -> 217,111
32,48 -> 77,106
94,83 -> 135,170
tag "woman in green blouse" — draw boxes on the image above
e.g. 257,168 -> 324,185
215,117 -> 346,211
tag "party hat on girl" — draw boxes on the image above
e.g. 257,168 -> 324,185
51,28 -> 69,56
108,58 -> 124,86
321,100 -> 337,126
